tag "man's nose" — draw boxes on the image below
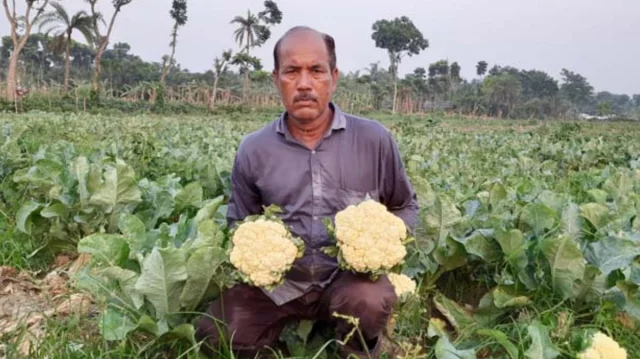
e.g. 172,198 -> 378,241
296,70 -> 312,90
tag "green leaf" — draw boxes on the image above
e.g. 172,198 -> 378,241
580,203 -> 609,230
194,196 -> 224,225
432,292 -> 475,334
495,228 -> 528,272
118,213 -> 151,257
540,234 -> 585,300
489,183 -> 507,211
433,237 -> 467,271
174,182 -> 203,212
89,158 -> 142,213
616,281 -> 640,320
520,202 -> 557,236
99,305 -> 137,341
434,335 -> 476,359
163,323 -> 197,346
77,234 -> 129,267
136,315 -> 159,336
492,286 -> 532,308
561,202 -> 583,241
179,246 -> 226,311
425,194 -> 463,244
603,170 -> 634,203
16,200 -> 42,234
40,202 -> 66,218
134,246 -> 188,319
101,266 -> 144,310
296,320 -> 315,343
74,156 -> 91,208
427,318 -> 450,339
477,329 -> 518,359
586,189 -> 608,204
572,265 -> 606,304
587,235 -> 640,277
453,230 -> 501,263
537,190 -> 567,214
524,320 -> 560,359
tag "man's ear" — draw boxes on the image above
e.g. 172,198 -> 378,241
272,69 -> 278,87
331,67 -> 339,91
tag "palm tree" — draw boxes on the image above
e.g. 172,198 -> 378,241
230,10 -> 261,55
38,1 -> 95,92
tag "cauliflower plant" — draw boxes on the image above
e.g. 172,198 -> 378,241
577,331 -> 627,359
229,206 -> 304,290
388,273 -> 417,298
325,199 -> 411,278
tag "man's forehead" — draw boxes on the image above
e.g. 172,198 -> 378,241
278,34 -> 329,63
279,31 -> 326,52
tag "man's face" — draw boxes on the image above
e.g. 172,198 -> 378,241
273,31 -> 338,123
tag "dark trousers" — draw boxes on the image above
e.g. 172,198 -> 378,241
194,271 -> 398,359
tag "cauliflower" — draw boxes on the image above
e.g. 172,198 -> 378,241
577,331 -> 627,359
229,212 -> 304,290
327,199 -> 410,277
388,273 -> 417,298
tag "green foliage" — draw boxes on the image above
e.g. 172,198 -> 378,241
2,112 -> 640,358
560,68 -> 595,107
371,16 -> 429,59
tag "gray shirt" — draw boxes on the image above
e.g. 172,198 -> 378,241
226,103 -> 419,306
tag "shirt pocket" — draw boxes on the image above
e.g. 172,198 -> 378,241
337,187 -> 380,209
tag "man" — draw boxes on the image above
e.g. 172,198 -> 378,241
195,26 -> 418,359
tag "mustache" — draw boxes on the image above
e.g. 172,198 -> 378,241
294,93 -> 317,102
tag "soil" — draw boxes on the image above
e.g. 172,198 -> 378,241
0,256 -> 95,358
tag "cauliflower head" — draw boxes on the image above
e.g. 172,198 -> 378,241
388,273 -> 416,298
230,218 -> 303,289
577,331 -> 627,359
333,199 -> 408,275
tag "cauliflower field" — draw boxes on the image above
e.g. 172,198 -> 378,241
1,112 -> 640,358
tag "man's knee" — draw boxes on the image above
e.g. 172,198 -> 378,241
328,274 -> 398,336
194,284 -> 283,355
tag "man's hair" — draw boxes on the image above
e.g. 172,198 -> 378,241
273,26 -> 337,71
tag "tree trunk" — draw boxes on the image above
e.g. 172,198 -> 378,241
91,3 -> 122,94
392,76 -> 398,114
64,31 -> 72,92
6,52 -> 19,100
160,23 -> 178,84
210,75 -> 220,110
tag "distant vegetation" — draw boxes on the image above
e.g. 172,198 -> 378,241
1,0 -> 638,119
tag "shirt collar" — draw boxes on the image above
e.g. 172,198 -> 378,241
276,102 -> 347,136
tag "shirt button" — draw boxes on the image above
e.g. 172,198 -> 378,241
311,150 -> 316,154
313,216 -> 318,220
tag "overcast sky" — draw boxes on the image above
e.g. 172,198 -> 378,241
3,0 -> 639,95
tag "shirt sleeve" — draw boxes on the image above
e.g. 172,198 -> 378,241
226,144 -> 262,229
380,130 -> 420,234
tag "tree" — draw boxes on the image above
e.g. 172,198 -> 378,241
560,68 -> 593,108
210,49 -> 232,109
254,0 -> 282,47
160,0 -> 187,84
231,1 -> 282,102
519,69 -> 558,99
38,1 -> 95,92
85,0 -> 134,97
476,61 -> 488,77
371,16 -> 428,113
482,73 -> 522,118
2,0 -> 50,100
231,10 -> 260,55
428,59 -> 450,101
449,61 -> 462,96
